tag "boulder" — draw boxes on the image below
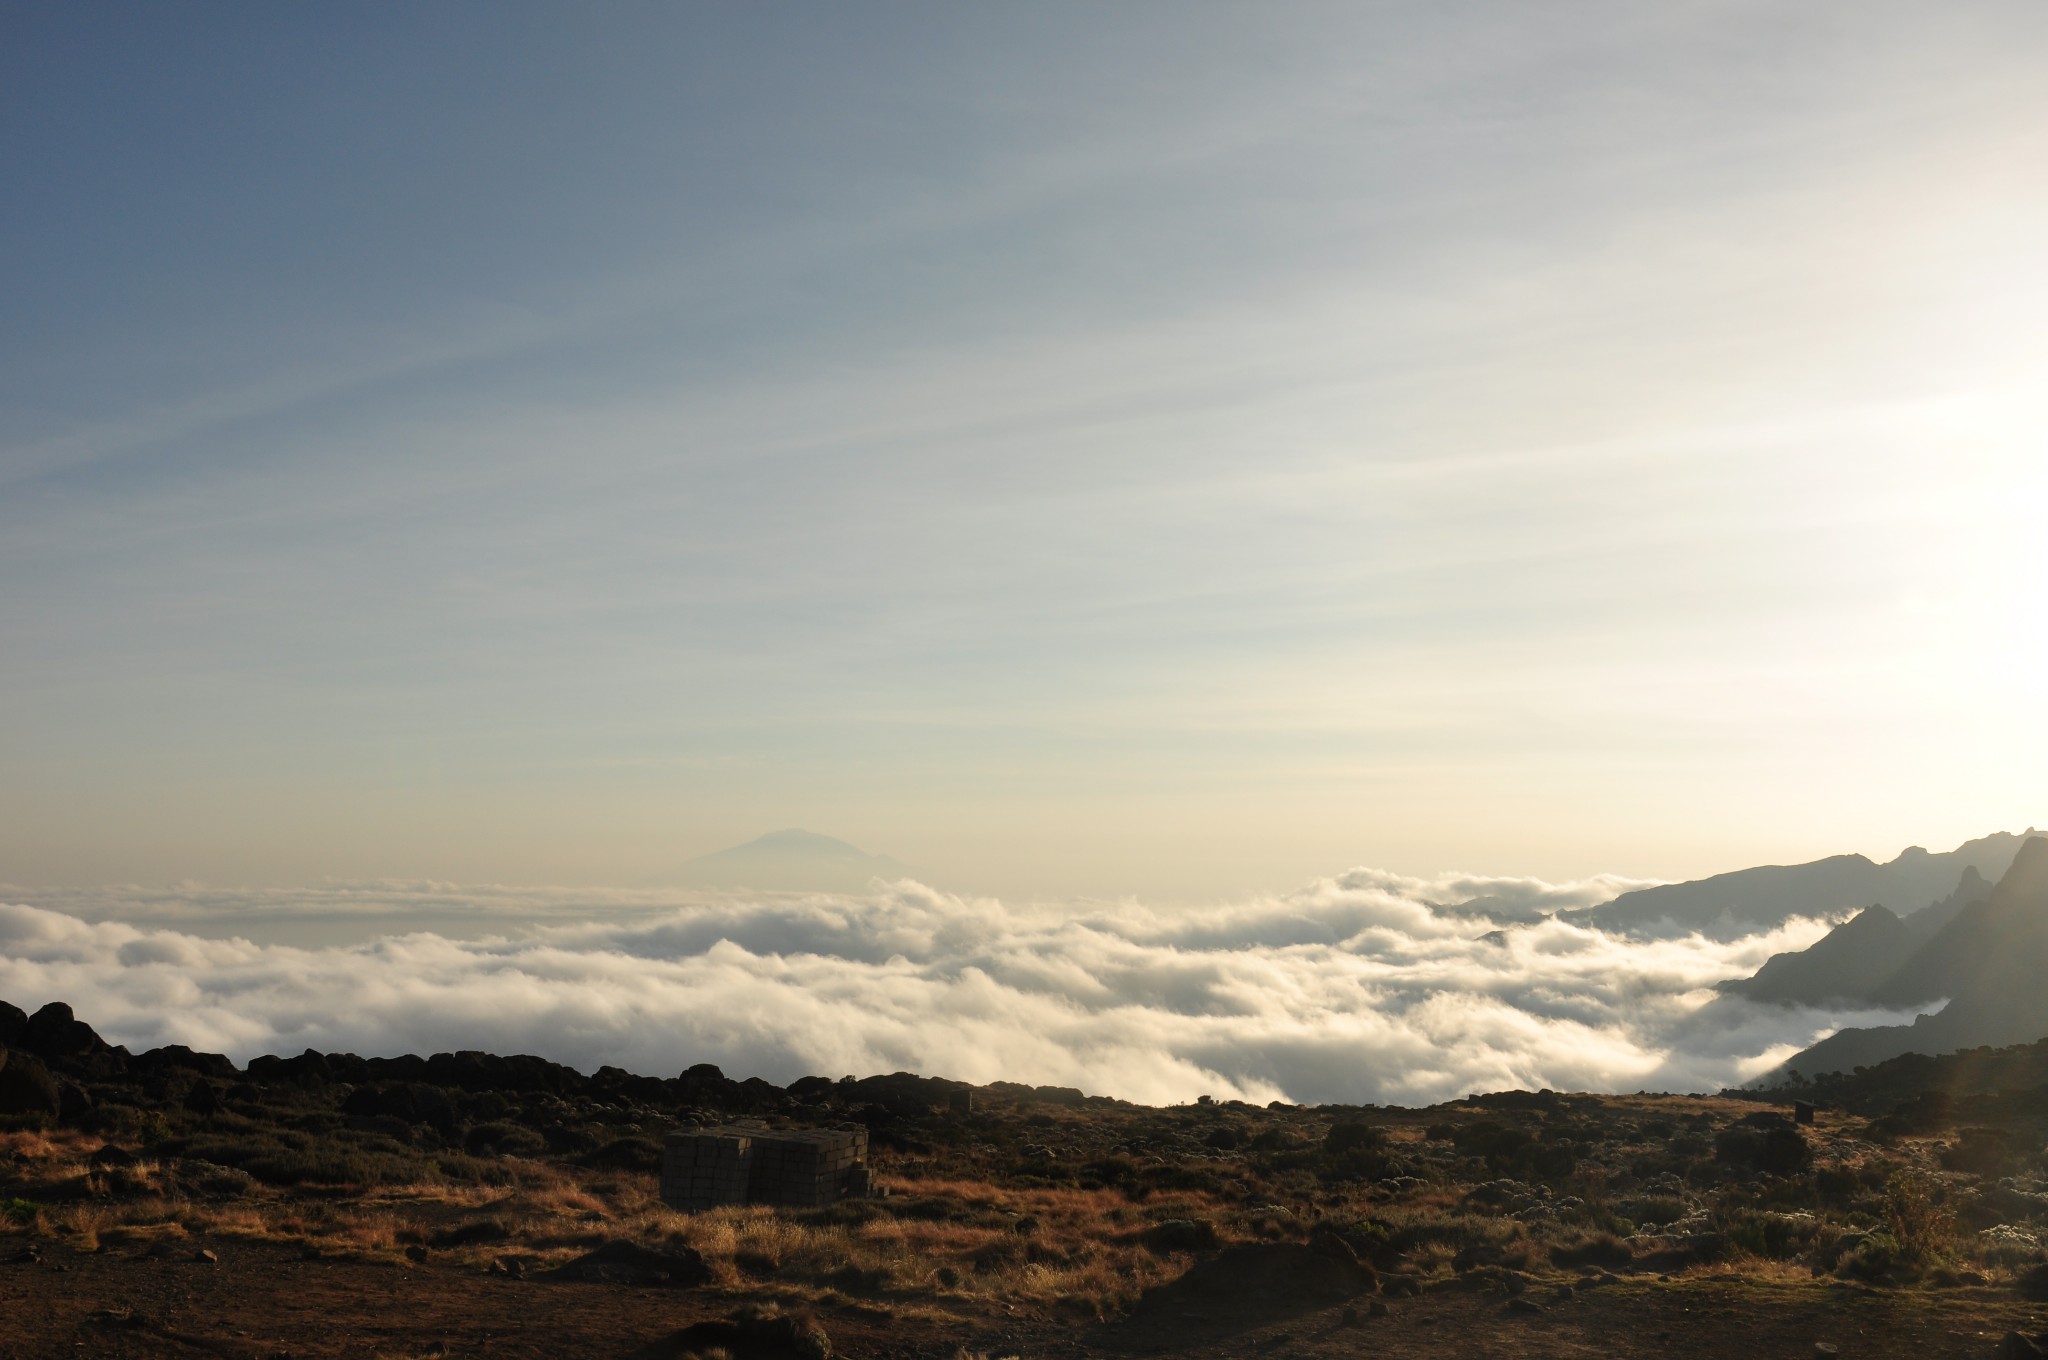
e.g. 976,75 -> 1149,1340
1143,1218 -> 1220,1253
0,1049 -> 61,1118
132,1046 -> 238,1081
661,1306 -> 829,1360
542,1240 -> 711,1287
1995,1333 -> 2046,1360
23,1002 -> 106,1059
1131,1241 -> 1379,1327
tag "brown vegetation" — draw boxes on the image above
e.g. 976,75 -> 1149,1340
7,1000 -> 2048,1357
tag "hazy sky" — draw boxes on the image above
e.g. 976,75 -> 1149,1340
4,3 -> 2045,900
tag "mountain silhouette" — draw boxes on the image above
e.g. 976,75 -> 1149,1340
1720,866 -> 1991,1006
1782,835 -> 2048,1077
649,829 -> 919,893
1559,830 -> 2033,940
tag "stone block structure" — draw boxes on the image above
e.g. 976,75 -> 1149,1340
661,1125 -> 870,1212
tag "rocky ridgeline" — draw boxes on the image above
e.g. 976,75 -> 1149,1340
0,995 -> 1103,1138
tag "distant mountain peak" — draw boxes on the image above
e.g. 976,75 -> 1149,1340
648,830 -> 921,893
735,828 -> 873,855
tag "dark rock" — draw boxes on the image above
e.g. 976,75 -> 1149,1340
195,1249 -> 218,1264
1995,1333 -> 2046,1360
1367,1299 -> 1390,1318
23,1002 -> 106,1059
0,1000 -> 26,1047
1506,1296 -> 1545,1314
58,1079 -> 95,1121
404,1244 -> 430,1264
1813,1344 -> 1839,1360
340,1082 -> 459,1136
663,1305 -> 830,1360
1143,1218 -> 1219,1253
90,1144 -> 138,1169
1550,1236 -> 1633,1270
427,1219 -> 511,1249
421,1049 -> 584,1096
823,1263 -> 892,1296
542,1240 -> 711,1287
182,1082 -> 219,1117
0,1048 -> 61,1117
1132,1242 -> 1378,1325
245,1049 -> 337,1086
131,1046 -> 238,1081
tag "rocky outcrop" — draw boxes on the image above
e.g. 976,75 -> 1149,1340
0,1048 -> 62,1118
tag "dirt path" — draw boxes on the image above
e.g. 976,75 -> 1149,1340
3,1232 -> 2040,1360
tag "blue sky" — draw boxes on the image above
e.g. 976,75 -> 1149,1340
4,3 -> 2045,898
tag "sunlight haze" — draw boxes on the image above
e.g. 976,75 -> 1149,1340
3,3 -> 2044,901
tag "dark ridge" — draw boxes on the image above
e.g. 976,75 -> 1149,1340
1563,829 -> 2033,940
1775,836 -> 2048,1078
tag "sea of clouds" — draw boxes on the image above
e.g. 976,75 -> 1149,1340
0,869 -> 1925,1106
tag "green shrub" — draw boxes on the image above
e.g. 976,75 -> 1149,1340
1717,1207 -> 1822,1260
1881,1170 -> 1954,1267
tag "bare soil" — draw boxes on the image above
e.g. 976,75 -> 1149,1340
4,1228 -> 2040,1360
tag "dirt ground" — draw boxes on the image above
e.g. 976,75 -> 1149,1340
4,1229 -> 2040,1360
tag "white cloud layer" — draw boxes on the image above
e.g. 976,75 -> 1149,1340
0,871 -> 1920,1106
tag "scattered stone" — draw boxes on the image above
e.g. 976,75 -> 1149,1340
1813,1344 -> 1839,1360
1341,1305 -> 1358,1326
194,1249 -> 218,1264
1506,1296 -> 1545,1315
404,1244 -> 430,1264
1381,1271 -> 1424,1297
1367,1299 -> 1390,1318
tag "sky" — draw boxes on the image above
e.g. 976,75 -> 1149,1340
4,2 -> 2046,902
